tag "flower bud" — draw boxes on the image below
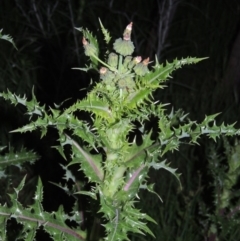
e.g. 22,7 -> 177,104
134,56 -> 142,64
100,67 -> 107,75
133,57 -> 149,76
128,56 -> 142,69
118,78 -> 128,89
117,77 -> 135,92
82,37 -> 88,46
113,38 -> 134,56
99,67 -> 115,82
123,56 -> 132,68
82,37 -> 97,57
108,53 -> 118,68
142,57 -> 150,66
123,22 -> 133,41
125,77 -> 136,92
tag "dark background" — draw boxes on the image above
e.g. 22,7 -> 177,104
1,0 -> 240,240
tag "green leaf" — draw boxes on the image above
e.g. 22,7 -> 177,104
146,57 -> 207,87
0,29 -> 17,49
124,88 -> 152,109
75,27 -> 99,67
140,183 -> 163,202
122,164 -> 147,200
148,159 -> 182,189
66,135 -> 104,183
67,98 -> 114,121
0,177 -> 86,240
125,132 -> 155,167
99,18 -> 112,44
74,191 -> 97,200
0,147 -> 40,171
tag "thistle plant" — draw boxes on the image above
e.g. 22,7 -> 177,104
1,21 -> 240,241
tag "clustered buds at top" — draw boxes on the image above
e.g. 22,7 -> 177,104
82,37 -> 97,57
113,22 -> 134,56
133,57 -> 150,76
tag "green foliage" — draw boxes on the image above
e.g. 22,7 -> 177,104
0,176 -> 86,240
0,146 -> 39,173
0,145 -> 40,207
98,18 -> 112,44
1,21 -> 240,241
0,29 -> 17,50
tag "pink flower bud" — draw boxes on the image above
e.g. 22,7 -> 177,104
134,56 -> 142,64
82,37 -> 97,57
123,22 -> 133,41
126,22 -> 133,31
82,37 -> 88,46
100,67 -> 107,75
142,57 -> 150,66
133,57 -> 149,76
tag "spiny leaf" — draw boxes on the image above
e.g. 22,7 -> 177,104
145,57 -> 207,87
0,29 -> 17,49
74,190 -> 98,200
125,131 -> 155,167
99,18 -> 112,44
0,177 -> 86,240
75,27 -> 99,68
124,88 -> 152,109
139,183 -> 163,202
66,99 -> 114,121
148,159 -> 182,189
0,89 -> 46,118
0,147 -> 40,170
66,135 -> 104,182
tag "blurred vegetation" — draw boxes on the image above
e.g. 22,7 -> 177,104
1,0 -> 240,240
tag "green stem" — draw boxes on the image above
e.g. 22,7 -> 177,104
92,53 -> 118,72
103,166 -> 126,198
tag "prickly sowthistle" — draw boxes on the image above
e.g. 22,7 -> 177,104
1,21 -> 240,241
